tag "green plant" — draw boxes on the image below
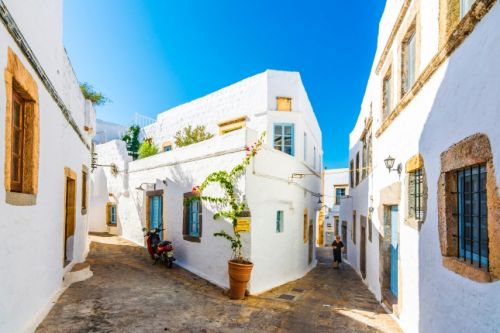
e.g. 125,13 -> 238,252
174,125 -> 214,147
188,132 -> 266,263
122,125 -> 141,160
79,82 -> 109,106
138,140 -> 159,159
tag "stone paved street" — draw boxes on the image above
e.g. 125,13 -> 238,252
37,235 -> 401,333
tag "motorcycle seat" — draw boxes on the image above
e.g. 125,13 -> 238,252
158,240 -> 171,247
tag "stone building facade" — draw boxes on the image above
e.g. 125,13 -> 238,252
0,0 -> 96,332
339,0 -> 500,332
90,70 -> 323,294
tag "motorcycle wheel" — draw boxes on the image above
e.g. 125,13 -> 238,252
167,258 -> 173,268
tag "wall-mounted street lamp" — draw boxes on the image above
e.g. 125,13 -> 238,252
291,173 -> 316,179
384,155 -> 402,176
135,179 -> 168,191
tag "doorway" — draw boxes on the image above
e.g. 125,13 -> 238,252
64,169 -> 77,266
341,221 -> 347,256
360,225 -> 366,279
389,205 -> 399,298
308,224 -> 313,264
148,192 -> 163,240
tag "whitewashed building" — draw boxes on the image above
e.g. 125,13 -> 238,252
318,168 -> 349,246
0,1 -> 96,332
339,0 -> 500,332
90,70 -> 323,294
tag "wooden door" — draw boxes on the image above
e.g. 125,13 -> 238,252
360,225 -> 366,279
308,224 -> 313,264
390,205 -> 399,298
64,175 -> 76,265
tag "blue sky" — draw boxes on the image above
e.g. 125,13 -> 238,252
64,1 -> 385,168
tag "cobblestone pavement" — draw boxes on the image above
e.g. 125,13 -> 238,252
37,235 -> 401,333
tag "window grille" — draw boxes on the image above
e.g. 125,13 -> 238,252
457,164 -> 488,268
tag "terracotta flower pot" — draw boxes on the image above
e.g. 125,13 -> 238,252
228,260 -> 253,300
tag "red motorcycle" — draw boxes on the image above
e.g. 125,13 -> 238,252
143,228 -> 175,268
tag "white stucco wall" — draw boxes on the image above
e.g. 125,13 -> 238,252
0,1 -> 94,332
91,128 -> 320,294
343,1 -> 500,332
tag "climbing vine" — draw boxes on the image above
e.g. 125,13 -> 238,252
187,132 -> 266,263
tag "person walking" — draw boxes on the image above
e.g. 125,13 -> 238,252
332,235 -> 344,269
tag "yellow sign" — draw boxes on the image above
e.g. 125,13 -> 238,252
236,217 -> 251,233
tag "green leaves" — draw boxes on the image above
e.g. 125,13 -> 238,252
191,132 -> 266,261
80,82 -> 109,106
122,125 -> 141,160
174,125 -> 214,147
138,140 -> 159,159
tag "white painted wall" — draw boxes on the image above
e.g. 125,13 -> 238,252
91,70 -> 322,295
342,1 -> 500,332
0,1 -> 95,331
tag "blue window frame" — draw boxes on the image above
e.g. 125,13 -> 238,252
274,124 -> 294,156
457,164 -> 488,268
188,200 -> 201,237
108,204 -> 117,225
163,145 -> 172,152
276,210 -> 284,233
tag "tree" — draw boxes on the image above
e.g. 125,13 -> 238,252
138,140 -> 158,159
174,125 -> 214,147
122,125 -> 141,160
80,82 -> 109,106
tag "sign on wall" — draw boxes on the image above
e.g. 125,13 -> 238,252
236,217 -> 251,233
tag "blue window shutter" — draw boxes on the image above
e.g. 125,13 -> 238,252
290,124 -> 295,156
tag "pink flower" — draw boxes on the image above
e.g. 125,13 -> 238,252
192,186 -> 201,196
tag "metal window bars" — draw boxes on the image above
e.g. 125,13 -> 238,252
457,165 -> 488,268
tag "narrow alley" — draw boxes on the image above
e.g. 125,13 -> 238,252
37,235 -> 401,333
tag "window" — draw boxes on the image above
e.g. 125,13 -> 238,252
183,193 -> 202,241
303,132 -> 307,162
457,165 -> 488,268
107,203 -> 117,226
218,116 -> 246,135
355,152 -> 360,186
10,92 -> 25,192
334,216 -> 340,235
276,97 -> 292,111
368,217 -> 372,242
460,0 -> 475,18
382,67 -> 392,119
335,187 -> 346,205
408,169 -> 424,220
303,208 -> 308,243
276,210 -> 284,233
367,130 -> 372,174
163,145 -> 172,152
402,30 -> 417,96
82,169 -> 88,214
349,160 -> 354,188
352,211 -> 357,244
274,124 -> 294,156
438,133 -> 498,282
5,49 -> 40,201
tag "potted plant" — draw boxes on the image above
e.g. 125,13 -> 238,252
188,132 -> 265,299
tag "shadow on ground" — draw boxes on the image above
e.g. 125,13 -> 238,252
37,236 -> 401,333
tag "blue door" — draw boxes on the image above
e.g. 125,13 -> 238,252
390,205 -> 399,298
149,195 -> 163,240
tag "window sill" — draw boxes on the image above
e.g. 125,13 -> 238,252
5,191 -> 37,206
442,256 -> 491,283
404,217 -> 423,231
183,235 -> 201,243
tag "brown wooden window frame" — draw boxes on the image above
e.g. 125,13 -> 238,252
183,192 -> 202,242
276,97 -> 292,112
81,169 -> 88,214
106,202 -> 117,226
10,91 -> 25,192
